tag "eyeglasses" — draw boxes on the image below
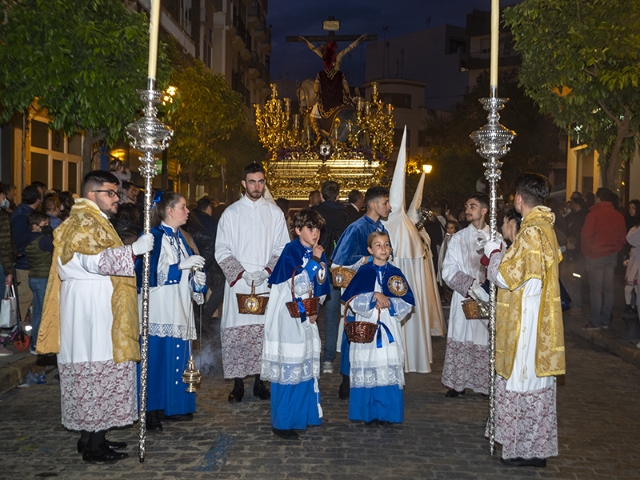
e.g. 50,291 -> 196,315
91,189 -> 120,198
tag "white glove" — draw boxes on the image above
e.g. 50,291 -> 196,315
131,233 -> 154,256
193,270 -> 206,287
251,270 -> 269,287
179,255 -> 205,270
483,240 -> 502,258
242,271 -> 253,286
469,283 -> 490,303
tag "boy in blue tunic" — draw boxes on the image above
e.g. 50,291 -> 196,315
262,209 -> 331,440
342,231 -> 414,425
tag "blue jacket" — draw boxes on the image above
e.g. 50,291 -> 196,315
10,203 -> 36,270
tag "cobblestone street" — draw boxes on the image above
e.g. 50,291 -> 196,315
1,323 -> 639,480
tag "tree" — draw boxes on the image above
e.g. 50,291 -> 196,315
503,0 -> 640,190
0,0 -> 171,173
168,61 -> 245,203
417,72 -> 565,208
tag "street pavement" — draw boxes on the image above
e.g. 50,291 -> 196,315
1,308 -> 640,480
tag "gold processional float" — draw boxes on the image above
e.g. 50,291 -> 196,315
254,82 -> 395,200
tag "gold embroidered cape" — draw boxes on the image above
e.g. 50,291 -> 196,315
37,199 -> 140,363
496,206 -> 565,379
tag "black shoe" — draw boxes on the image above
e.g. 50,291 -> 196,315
82,442 -> 129,463
500,457 -> 547,468
163,413 -> 193,422
338,375 -> 350,400
146,411 -> 163,431
228,381 -> 244,403
77,439 -> 127,453
378,420 -> 392,426
445,388 -> 465,397
253,379 -> 271,400
364,419 -> 379,426
272,427 -> 299,440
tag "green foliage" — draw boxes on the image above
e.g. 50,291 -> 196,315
418,72 -> 564,207
0,0 -> 171,144
168,61 -> 245,180
503,0 -> 640,188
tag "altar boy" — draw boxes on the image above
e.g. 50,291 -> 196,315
261,209 -> 331,440
342,231 -> 414,424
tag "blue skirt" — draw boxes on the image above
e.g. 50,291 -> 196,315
137,335 -> 196,416
349,385 -> 404,423
271,379 -> 322,430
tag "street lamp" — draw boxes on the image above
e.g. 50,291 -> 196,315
422,164 -> 433,174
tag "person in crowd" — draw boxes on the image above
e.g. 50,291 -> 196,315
190,195 -> 225,320
4,183 -> 17,213
581,187 -> 627,329
437,220 -> 460,302
345,189 -> 364,223
121,181 -> 139,205
484,173 -> 565,468
37,170 -> 154,463
109,159 -> 130,196
309,189 -> 321,207
342,231 -> 414,425
0,184 -> 16,357
262,209 -> 330,440
441,192 -> 493,397
275,197 -> 294,239
24,211 -> 54,354
43,194 -> 62,229
311,181 -> 350,374
136,191 -> 206,431
332,186 -> 391,399
30,181 -> 47,202
215,162 -> 290,402
11,184 -> 42,323
57,191 -> 75,222
211,192 -> 228,221
111,203 -> 142,246
584,191 -> 595,209
625,199 -> 640,232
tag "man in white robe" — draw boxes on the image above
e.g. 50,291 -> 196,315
215,162 -> 290,402
484,173 -> 565,468
37,170 -> 154,463
441,192 -> 492,397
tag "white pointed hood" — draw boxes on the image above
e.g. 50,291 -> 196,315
263,185 -> 276,205
408,172 -> 426,224
382,127 -> 423,258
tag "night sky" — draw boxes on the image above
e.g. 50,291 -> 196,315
268,0 -> 523,85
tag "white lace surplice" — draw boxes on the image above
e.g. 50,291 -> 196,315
348,283 -> 412,389
57,247 -> 137,431
261,262 -> 325,385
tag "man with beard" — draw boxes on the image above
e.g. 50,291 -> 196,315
37,170 -> 154,462
441,192 -> 493,397
215,163 -> 290,402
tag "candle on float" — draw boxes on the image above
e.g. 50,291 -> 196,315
490,0 -> 499,89
148,0 -> 161,80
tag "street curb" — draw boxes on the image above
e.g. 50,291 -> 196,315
0,355 -> 48,396
567,321 -> 640,370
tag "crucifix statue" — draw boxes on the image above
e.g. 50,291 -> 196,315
286,17 -> 377,144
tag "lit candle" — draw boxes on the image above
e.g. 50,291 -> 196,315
490,0 -> 499,89
293,114 -> 299,129
147,0 -> 161,81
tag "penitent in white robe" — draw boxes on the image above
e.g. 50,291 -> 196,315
57,248 -> 138,432
215,195 -> 290,379
441,223 -> 490,394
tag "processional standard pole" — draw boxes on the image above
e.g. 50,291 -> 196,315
469,0 -> 515,456
124,0 -> 173,463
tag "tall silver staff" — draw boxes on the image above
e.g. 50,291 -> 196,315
125,0 -> 173,463
469,0 -> 516,456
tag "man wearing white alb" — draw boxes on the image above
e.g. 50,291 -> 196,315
215,162 -> 290,403
441,192 -> 493,397
484,173 -> 565,468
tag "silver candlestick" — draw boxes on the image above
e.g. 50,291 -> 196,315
470,88 -> 516,456
125,82 -> 173,462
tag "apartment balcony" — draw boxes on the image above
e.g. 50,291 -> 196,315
247,1 -> 262,29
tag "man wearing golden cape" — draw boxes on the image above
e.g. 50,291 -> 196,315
484,173 -> 565,468
37,171 -> 154,463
